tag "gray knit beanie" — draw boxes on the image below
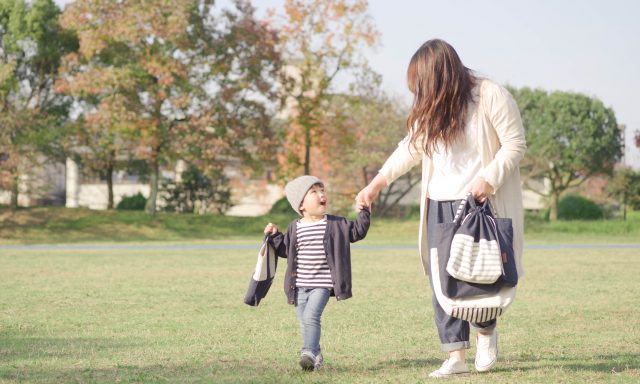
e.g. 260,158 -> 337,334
285,175 -> 323,216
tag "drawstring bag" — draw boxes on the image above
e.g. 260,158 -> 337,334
430,194 -> 518,322
243,236 -> 277,306
436,194 -> 518,299
447,196 -> 503,284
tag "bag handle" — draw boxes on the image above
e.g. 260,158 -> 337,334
453,192 -> 499,225
263,234 -> 272,278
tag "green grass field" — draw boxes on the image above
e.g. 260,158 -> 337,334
1,240 -> 639,383
1,207 -> 639,245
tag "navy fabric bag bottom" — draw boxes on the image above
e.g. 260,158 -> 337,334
243,237 -> 277,306
244,279 -> 274,306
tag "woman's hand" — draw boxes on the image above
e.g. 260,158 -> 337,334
356,174 -> 389,209
470,176 -> 494,202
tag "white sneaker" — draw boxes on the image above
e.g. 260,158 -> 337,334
475,330 -> 498,372
428,358 -> 470,378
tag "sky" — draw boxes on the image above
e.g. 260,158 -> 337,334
54,0 -> 640,162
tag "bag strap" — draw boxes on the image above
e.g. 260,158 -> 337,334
452,193 -> 471,225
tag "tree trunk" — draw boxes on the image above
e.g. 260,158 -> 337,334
106,150 -> 116,210
361,166 -> 368,189
9,172 -> 19,211
145,158 -> 159,215
106,165 -> 114,210
304,125 -> 311,175
549,192 -> 559,221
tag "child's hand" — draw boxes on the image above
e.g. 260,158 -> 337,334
356,201 -> 367,212
264,222 -> 278,235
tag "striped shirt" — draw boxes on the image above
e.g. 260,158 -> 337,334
295,218 -> 332,289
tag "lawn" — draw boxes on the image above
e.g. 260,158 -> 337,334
1,207 -> 639,244
1,240 -> 639,383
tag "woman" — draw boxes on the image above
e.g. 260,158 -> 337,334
356,39 -> 526,378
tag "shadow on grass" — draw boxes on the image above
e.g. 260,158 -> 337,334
0,334 -> 142,362
497,353 -> 640,374
4,353 -> 638,383
2,357 -> 309,384
372,357 -> 442,369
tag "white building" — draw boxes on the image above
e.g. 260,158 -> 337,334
622,123 -> 640,170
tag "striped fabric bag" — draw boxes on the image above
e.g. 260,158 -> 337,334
430,194 -> 518,322
447,196 -> 503,284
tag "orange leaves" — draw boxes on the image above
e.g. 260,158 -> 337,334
140,48 -> 187,88
55,0 -> 281,202
142,56 -> 177,88
56,65 -> 136,96
60,0 -> 190,53
86,95 -> 138,130
276,0 -> 380,176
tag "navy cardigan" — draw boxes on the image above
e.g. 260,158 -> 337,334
268,208 -> 370,304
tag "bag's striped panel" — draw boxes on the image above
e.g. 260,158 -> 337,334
451,306 -> 503,322
448,234 -> 502,283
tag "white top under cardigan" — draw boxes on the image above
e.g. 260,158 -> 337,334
428,94 -> 482,200
378,79 -> 527,284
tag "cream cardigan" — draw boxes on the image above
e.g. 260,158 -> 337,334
379,79 -> 527,278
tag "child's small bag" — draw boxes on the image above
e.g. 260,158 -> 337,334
243,236 -> 277,306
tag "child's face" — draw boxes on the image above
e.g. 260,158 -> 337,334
299,183 -> 327,217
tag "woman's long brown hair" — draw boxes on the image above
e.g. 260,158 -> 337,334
406,39 -> 477,157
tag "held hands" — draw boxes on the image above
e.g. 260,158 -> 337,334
355,174 -> 388,211
355,185 -> 377,209
470,176 -> 494,202
264,222 -> 278,235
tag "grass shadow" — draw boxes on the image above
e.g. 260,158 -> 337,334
497,353 -> 640,374
0,334 -> 143,362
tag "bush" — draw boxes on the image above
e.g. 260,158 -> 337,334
269,197 -> 294,215
160,166 -> 231,214
557,194 -> 603,220
116,192 -> 147,211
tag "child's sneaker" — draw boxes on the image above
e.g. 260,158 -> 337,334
313,352 -> 324,370
428,358 -> 470,378
299,351 -> 315,371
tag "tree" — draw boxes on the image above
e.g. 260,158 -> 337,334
313,68 -> 417,215
609,166 -> 640,219
277,0 -> 378,177
509,87 -> 623,221
57,0 -> 280,214
0,0 -> 77,210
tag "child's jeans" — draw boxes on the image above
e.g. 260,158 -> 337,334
295,287 -> 330,355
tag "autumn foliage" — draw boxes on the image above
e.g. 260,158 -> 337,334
55,0 -> 281,213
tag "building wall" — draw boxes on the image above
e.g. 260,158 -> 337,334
0,160 -> 65,207
622,123 -> 640,170
74,184 -> 151,210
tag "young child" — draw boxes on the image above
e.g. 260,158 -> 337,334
264,175 -> 370,371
